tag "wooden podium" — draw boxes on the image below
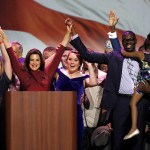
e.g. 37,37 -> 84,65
5,91 -> 77,150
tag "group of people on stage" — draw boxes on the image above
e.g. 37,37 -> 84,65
0,10 -> 150,150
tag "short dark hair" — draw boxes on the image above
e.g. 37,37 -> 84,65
11,41 -> 23,53
43,46 -> 56,54
24,48 -> 45,71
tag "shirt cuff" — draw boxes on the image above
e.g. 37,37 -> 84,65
71,34 -> 79,40
107,32 -> 117,39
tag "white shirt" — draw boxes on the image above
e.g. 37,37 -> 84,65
119,58 -> 139,94
108,32 -> 140,94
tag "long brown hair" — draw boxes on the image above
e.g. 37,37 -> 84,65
23,48 -> 45,71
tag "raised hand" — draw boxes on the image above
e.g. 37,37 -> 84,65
0,27 -> 11,48
109,10 -> 119,32
61,19 -> 74,47
65,18 -> 76,36
0,27 -> 6,40
65,18 -> 73,26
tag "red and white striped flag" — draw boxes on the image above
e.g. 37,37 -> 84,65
0,0 -> 148,56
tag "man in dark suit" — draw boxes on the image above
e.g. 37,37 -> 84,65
65,12 -> 150,150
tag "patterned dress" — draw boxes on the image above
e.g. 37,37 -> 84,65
136,52 -> 150,94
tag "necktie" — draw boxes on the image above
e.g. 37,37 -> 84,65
127,58 -> 137,85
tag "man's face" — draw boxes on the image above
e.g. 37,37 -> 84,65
43,50 -> 55,60
12,43 -> 22,59
122,32 -> 137,52
61,50 -> 70,69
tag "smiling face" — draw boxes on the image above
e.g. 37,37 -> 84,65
122,31 -> 137,52
67,52 -> 81,73
29,54 -> 41,71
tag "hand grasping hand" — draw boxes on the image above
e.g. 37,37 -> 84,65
65,18 -> 73,26
65,18 -> 76,36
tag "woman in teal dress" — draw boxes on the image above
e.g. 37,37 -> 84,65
55,50 -> 97,150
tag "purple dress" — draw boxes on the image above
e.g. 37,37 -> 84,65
55,69 -> 89,150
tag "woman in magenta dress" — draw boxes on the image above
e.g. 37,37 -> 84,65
55,50 -> 97,150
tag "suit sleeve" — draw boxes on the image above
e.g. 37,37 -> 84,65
70,36 -> 109,64
110,37 -> 121,51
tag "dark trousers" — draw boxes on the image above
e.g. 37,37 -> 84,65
112,95 -> 150,150
82,127 -> 95,150
0,95 -> 6,150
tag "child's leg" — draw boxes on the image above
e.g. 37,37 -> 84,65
130,92 -> 143,130
123,92 -> 143,140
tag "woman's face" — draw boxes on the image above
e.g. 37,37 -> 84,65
67,53 -> 80,73
29,54 -> 41,71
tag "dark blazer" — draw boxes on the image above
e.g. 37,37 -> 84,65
70,36 -> 126,110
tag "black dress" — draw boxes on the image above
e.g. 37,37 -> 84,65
0,72 -> 11,150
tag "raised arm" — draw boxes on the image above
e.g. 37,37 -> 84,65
109,10 -> 119,33
65,18 -> 109,64
45,24 -> 72,78
45,53 -> 55,68
84,61 -> 97,87
108,10 -> 121,51
0,30 -> 12,80
0,27 -> 26,80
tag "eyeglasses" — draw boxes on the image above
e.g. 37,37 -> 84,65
122,38 -> 135,42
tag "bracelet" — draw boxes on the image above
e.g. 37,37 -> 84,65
0,41 -> 3,45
